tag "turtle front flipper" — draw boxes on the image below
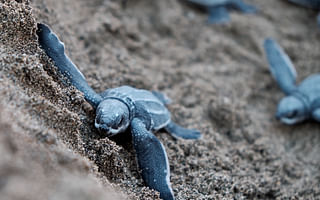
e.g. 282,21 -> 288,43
263,38 -> 298,95
207,6 -> 230,24
165,122 -> 201,140
131,118 -> 175,200
37,23 -> 102,108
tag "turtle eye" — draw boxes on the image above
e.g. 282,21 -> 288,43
287,110 -> 298,118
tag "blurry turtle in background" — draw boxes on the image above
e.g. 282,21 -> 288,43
186,0 -> 257,24
288,0 -> 320,27
264,38 -> 320,125
37,23 -> 201,200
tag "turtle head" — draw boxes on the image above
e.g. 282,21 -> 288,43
95,99 -> 130,136
276,96 -> 308,125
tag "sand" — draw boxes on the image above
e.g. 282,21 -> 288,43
0,0 -> 320,199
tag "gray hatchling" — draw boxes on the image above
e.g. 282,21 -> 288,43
264,38 -> 320,125
37,23 -> 201,200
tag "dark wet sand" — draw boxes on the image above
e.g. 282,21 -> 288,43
1,0 -> 320,199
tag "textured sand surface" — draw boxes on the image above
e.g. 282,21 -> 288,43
0,0 -> 320,199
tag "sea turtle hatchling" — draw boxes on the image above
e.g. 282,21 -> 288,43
37,23 -> 201,200
264,38 -> 320,125
186,0 -> 257,24
287,0 -> 320,27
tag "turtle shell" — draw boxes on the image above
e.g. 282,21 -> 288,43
100,86 -> 171,131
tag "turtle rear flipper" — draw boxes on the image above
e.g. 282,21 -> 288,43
165,122 -> 202,140
264,38 -> 297,95
151,91 -> 172,105
37,23 -> 102,108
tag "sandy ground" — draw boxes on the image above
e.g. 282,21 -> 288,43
1,0 -> 320,199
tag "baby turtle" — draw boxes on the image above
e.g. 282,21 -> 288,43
186,0 -> 257,24
37,23 -> 201,200
288,0 -> 320,27
264,38 -> 320,125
